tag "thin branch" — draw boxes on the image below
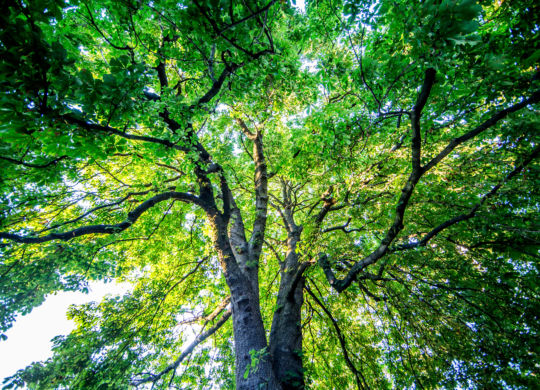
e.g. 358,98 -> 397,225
61,114 -> 184,151
305,282 -> 368,390
37,190 -> 152,234
423,90 -> 540,172
130,307 -> 232,386
177,296 -> 231,326
82,3 -> 135,52
217,0 -> 277,35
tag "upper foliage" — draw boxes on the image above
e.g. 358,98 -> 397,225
0,0 -> 538,389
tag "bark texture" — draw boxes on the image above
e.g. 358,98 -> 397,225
210,210 -> 279,389
270,270 -> 305,390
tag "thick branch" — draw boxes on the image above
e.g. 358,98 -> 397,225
279,179 -> 300,233
315,186 -> 337,226
145,62 -> 240,113
155,61 -> 169,91
0,192 -> 200,244
219,169 -> 232,221
235,118 -> 256,139
228,195 -> 249,259
197,63 -> 239,106
249,132 -> 268,263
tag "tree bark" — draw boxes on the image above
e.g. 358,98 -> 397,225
270,224 -> 305,389
269,271 -> 305,389
212,213 -> 282,389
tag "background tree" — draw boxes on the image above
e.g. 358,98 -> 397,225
1,0 -> 539,389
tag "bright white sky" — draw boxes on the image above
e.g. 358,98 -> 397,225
0,281 -> 130,384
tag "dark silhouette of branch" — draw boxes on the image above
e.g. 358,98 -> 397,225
0,155 -> 67,168
320,68 -> 436,292
82,3 -> 135,52
423,90 -> 540,172
411,68 -> 436,170
217,0 -> 277,35
36,190 -> 153,234
0,192 -> 201,244
193,0 -> 275,59
61,114 -> 184,150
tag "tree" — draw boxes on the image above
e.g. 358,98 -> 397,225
0,0 -> 538,388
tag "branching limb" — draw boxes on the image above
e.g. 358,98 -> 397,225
197,62 -> 241,106
36,190 -> 153,234
81,3 -> 135,52
193,0 -> 275,59
319,69 -> 437,291
314,186 -> 337,226
217,0 -> 277,35
320,80 -> 539,293
279,178 -> 301,233
61,113 -> 184,150
228,194 -> 249,257
321,217 -> 372,234
235,117 -> 256,139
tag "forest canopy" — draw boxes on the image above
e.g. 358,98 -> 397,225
0,0 -> 539,389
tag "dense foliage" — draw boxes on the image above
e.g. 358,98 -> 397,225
1,0 -> 539,388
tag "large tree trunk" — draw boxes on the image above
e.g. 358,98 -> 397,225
270,271 -> 305,389
214,215 -> 282,389
269,226 -> 306,390
228,273 -> 280,390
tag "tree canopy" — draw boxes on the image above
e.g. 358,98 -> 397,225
1,0 -> 539,389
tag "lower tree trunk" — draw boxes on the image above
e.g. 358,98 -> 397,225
269,268 -> 305,390
215,220 -> 281,389
228,274 -> 282,389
